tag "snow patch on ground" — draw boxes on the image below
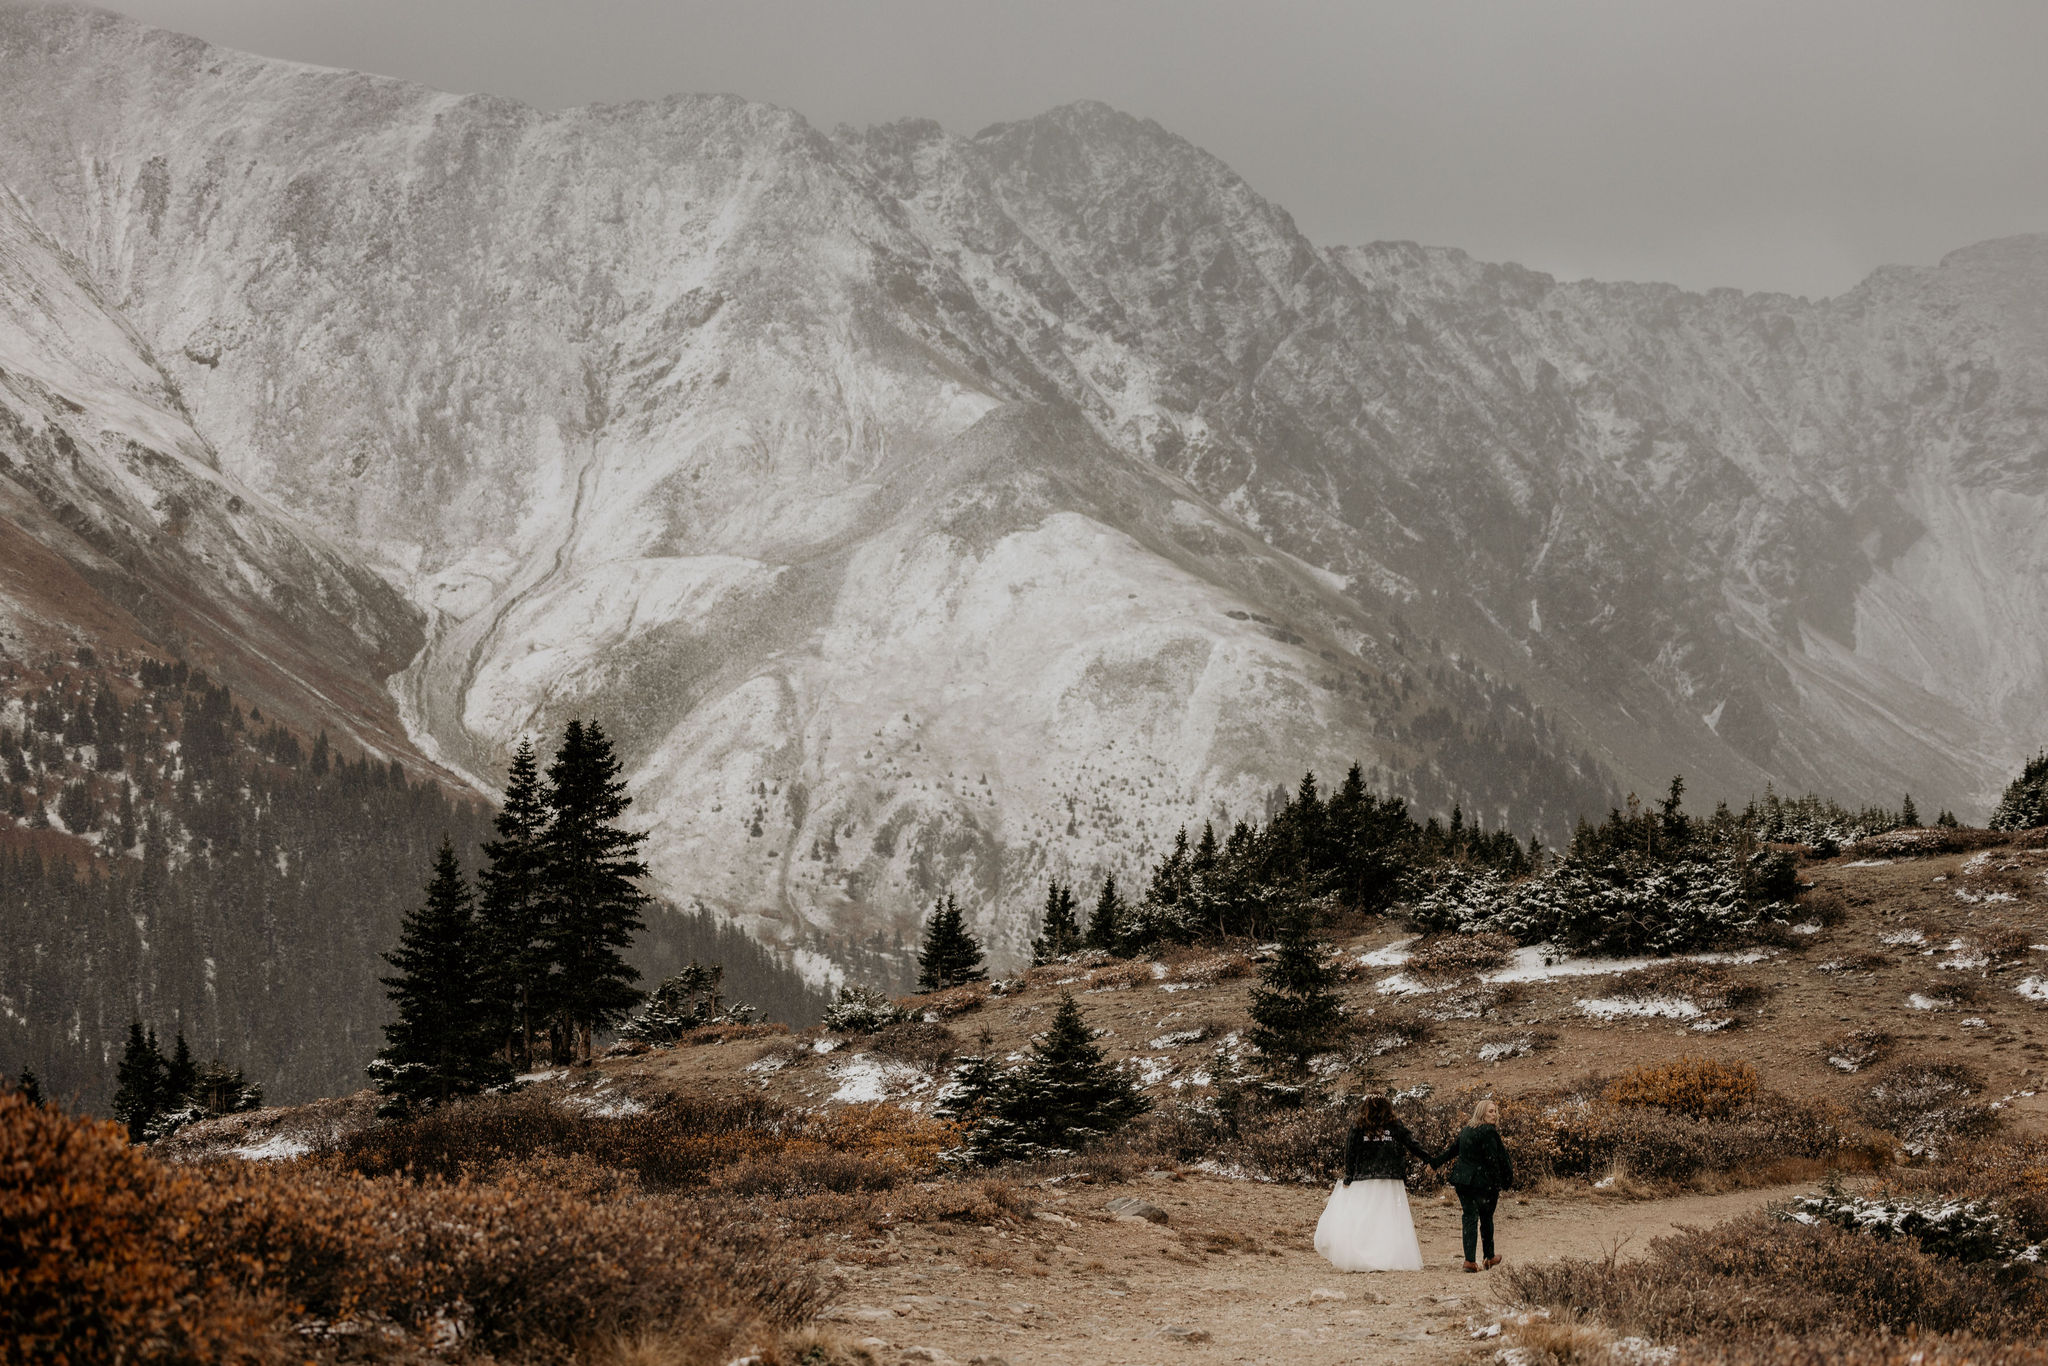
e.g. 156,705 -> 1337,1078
829,1054 -> 931,1103
1879,930 -> 1926,947
1485,946 -> 1767,983
1148,1029 -> 1206,1049
1578,995 -> 1702,1021
230,1133 -> 311,1161
1126,1056 -> 1173,1087
1357,937 -> 1418,967
2017,977 -> 2048,1002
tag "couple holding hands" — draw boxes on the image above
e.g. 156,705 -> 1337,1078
1314,1095 -> 1514,1274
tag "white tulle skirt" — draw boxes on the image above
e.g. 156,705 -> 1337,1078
1314,1178 -> 1425,1272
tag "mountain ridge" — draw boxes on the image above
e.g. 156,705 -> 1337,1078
1,2 -> 2043,980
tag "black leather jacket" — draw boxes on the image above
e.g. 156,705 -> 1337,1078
1342,1120 -> 1437,1183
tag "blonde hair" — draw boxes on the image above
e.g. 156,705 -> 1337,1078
1470,1096 -> 1498,1125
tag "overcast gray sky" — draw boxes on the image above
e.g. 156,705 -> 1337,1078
97,0 -> 2048,298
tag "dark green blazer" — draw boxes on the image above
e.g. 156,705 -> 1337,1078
1440,1122 -> 1514,1191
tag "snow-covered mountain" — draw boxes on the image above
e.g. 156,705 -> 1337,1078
0,191 -> 424,755
2,4 -> 2043,974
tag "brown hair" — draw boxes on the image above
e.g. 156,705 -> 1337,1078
1355,1093 -> 1397,1133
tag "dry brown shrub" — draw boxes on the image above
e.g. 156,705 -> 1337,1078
1501,1311 -> 1617,1364
1814,952 -> 1891,975
0,1090 -> 280,1364
1407,931 -> 1518,978
1085,959 -> 1155,991
1858,1059 -> 1997,1149
906,981 -> 992,1017
1625,962 -> 1767,1012
1507,1209 -> 2048,1349
1498,1083 -> 1879,1188
867,1019 -> 959,1073
1982,926 -> 2037,963
334,1090 -> 955,1194
1909,978 -> 1985,1010
1820,1028 -> 1893,1074
1691,1335 -> 2048,1366
679,1021 -> 790,1047
1604,1056 -> 1758,1120
1795,888 -> 1851,926
0,1091 -> 830,1363
1419,977 -> 1524,1021
1171,950 -> 1254,984
1356,1009 -> 1434,1056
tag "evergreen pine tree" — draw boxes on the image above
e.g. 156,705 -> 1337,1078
1990,752 -> 2048,831
1900,793 -> 1920,827
1085,873 -> 1125,952
542,722 -> 648,1062
1936,809 -> 1960,829
917,893 -> 988,991
369,837 -> 510,1111
973,995 -> 1147,1160
477,737 -> 552,1069
1030,878 -> 1082,964
111,1022 -> 167,1140
1245,901 -> 1343,1088
164,1031 -> 197,1105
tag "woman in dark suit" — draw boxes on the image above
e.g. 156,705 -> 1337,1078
1440,1096 -> 1515,1271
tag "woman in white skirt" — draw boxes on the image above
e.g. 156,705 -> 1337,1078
1314,1093 -> 1443,1271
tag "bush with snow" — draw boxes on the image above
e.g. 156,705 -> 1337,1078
819,983 -> 908,1034
1784,1187 -> 2043,1268
1409,850 -> 1793,956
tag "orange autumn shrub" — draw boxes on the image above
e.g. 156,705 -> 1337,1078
0,1090 -> 277,1365
2,1090 -> 829,1362
1604,1055 -> 1758,1120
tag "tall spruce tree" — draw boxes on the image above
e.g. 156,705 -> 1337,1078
477,737 -> 552,1069
1901,793 -> 1920,827
111,1022 -> 166,1140
1086,873 -> 1125,952
917,893 -> 988,991
164,1031 -> 197,1106
1031,878 -> 1082,964
1245,900 -> 1343,1088
369,837 -> 510,1111
542,722 -> 648,1062
971,995 -> 1147,1160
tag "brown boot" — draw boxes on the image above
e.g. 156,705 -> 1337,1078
1462,1260 -> 1479,1273
1484,1255 -> 1503,1269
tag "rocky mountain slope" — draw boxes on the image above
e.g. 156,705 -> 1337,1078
1,4 -> 2043,976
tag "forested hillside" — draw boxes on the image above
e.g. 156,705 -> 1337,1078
0,647 -> 827,1109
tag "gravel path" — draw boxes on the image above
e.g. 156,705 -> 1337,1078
819,1175 -> 1804,1365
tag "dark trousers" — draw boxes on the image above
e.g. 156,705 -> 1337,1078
1455,1183 -> 1499,1262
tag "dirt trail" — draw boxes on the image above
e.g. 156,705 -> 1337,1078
821,1177 -> 1804,1366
